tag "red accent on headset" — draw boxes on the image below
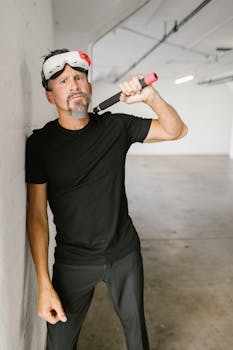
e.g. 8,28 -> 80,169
78,51 -> 91,66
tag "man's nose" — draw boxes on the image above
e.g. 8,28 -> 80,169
70,78 -> 81,91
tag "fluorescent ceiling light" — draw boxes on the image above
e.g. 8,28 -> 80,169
175,75 -> 194,85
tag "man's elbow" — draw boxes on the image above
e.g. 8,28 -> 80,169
172,124 -> 188,140
179,124 -> 188,138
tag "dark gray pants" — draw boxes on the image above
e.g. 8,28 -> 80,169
46,250 -> 150,350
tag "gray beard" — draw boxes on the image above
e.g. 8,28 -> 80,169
69,104 -> 87,119
67,92 -> 90,120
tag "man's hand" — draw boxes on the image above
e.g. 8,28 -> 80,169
119,74 -> 157,105
38,285 -> 67,324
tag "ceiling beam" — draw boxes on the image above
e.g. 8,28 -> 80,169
113,0 -> 213,82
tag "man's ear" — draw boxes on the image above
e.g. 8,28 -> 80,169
45,90 -> 56,104
88,83 -> 92,95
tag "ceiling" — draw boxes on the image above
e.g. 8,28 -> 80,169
53,0 -> 233,85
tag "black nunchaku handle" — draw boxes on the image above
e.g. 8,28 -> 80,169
93,72 -> 158,114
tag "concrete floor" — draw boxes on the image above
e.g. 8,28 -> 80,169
77,155 -> 233,350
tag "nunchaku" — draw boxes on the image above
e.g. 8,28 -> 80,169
93,72 -> 158,114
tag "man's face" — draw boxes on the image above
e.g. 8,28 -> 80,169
46,64 -> 92,119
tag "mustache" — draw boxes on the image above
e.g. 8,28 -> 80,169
67,91 -> 89,102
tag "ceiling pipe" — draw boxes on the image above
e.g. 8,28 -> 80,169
198,75 -> 233,86
120,25 -> 211,60
88,0 -> 151,87
113,0 -> 213,82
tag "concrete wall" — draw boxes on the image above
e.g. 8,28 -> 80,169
227,82 -> 233,158
0,1 -> 54,349
55,29 -> 89,53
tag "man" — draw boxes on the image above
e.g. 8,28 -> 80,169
26,48 -> 188,350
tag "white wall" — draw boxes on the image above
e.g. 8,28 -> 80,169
92,79 -> 233,155
0,1 -> 54,349
227,82 -> 233,158
55,29 -> 89,53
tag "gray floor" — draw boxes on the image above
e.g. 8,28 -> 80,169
77,155 -> 233,350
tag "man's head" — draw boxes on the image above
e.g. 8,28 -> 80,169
41,49 -> 92,120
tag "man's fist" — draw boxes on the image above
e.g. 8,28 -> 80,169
38,285 -> 67,324
119,74 -> 156,104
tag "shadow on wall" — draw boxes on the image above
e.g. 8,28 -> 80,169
20,59 -> 32,135
19,59 -> 46,349
20,238 -> 46,349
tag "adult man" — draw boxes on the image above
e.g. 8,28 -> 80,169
26,48 -> 188,350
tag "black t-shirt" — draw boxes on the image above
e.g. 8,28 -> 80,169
25,112 -> 152,265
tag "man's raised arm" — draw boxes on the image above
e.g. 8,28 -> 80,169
119,74 -> 188,143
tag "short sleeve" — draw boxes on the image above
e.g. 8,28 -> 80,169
117,113 -> 152,145
25,134 -> 48,184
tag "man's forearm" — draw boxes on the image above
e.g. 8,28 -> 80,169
26,209 -> 67,324
26,212 -> 52,291
146,92 -> 187,138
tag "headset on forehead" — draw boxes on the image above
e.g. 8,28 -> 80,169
42,51 -> 91,80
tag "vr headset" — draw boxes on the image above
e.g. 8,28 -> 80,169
42,50 -> 91,90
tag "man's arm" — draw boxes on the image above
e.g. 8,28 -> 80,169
119,74 -> 188,142
143,94 -> 188,143
26,183 -> 67,324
